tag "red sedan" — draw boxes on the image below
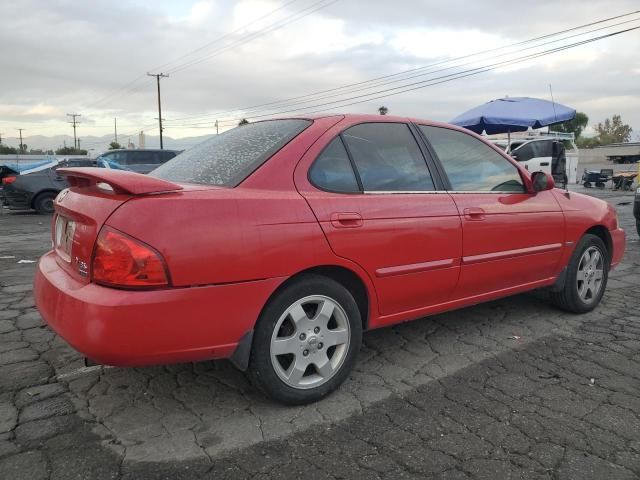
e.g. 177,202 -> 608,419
34,114 -> 625,404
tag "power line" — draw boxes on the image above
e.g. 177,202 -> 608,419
164,10 -> 640,125
165,0 -> 340,75
147,73 -> 169,149
170,24 -> 640,127
84,0 -> 310,110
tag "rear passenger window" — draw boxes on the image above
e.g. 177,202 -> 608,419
309,138 -> 359,193
420,125 -> 525,192
342,123 -> 434,191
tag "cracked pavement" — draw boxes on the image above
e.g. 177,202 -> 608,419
0,185 -> 639,479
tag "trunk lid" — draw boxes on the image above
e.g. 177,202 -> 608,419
52,168 -> 183,283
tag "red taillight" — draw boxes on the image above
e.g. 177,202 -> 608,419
2,176 -> 17,185
92,227 -> 169,288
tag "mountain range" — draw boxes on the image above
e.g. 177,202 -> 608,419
0,133 -> 214,154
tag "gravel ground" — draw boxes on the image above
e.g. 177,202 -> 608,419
0,185 -> 638,479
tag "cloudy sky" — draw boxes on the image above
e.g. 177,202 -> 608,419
1,0 -> 639,147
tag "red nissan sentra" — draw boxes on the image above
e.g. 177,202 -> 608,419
34,114 -> 625,404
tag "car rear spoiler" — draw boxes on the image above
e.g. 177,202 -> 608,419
57,167 -> 183,195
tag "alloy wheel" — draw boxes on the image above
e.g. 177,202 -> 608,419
577,246 -> 604,304
270,295 -> 350,390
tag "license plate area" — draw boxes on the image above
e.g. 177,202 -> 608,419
54,215 -> 76,262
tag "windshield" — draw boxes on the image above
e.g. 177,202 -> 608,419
150,119 -> 311,186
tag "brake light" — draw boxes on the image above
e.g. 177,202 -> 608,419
92,227 -> 169,288
2,176 -> 16,184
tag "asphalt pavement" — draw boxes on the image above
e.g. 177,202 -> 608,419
0,184 -> 638,479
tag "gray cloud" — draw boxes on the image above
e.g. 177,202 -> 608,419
0,0 -> 638,145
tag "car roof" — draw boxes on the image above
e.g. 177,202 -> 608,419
104,149 -> 180,152
272,113 -> 470,133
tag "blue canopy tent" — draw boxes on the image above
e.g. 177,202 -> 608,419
450,97 -> 576,137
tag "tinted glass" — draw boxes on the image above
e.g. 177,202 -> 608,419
342,123 -> 434,191
420,125 -> 524,192
161,151 -> 177,162
128,151 -> 158,165
514,140 -> 553,161
512,142 -> 535,162
152,120 -> 311,186
309,137 -> 359,193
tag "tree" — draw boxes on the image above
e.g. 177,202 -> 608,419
55,146 -> 88,155
109,141 -> 123,150
0,145 -> 17,154
238,118 -> 249,126
555,112 -> 588,139
378,106 -> 388,115
594,114 -> 632,144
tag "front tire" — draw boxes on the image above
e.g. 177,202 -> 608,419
249,274 -> 362,405
549,234 -> 609,313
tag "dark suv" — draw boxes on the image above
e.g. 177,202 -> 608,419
1,159 -> 96,214
95,149 -> 179,173
634,187 -> 640,236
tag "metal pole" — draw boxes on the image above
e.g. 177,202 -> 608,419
147,73 -> 169,149
215,120 -> 219,135
17,128 -> 24,153
67,113 -> 81,150
114,118 -> 118,143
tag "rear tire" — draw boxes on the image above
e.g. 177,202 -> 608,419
549,234 -> 609,313
248,274 -> 362,405
33,192 -> 56,215
636,219 -> 640,238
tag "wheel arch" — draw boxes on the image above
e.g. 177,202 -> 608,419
30,189 -> 60,209
584,225 -> 612,259
273,265 -> 371,331
230,264 -> 372,372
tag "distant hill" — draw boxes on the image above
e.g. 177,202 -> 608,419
0,133 -> 214,155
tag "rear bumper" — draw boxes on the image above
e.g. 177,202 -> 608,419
34,251 -> 284,366
2,189 -> 30,210
610,227 -> 625,269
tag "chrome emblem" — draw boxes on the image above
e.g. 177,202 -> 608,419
75,257 -> 88,277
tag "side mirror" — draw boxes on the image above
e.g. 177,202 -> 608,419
531,171 -> 555,192
511,154 -> 519,161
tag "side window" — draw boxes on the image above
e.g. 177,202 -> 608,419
309,137 -> 359,193
512,142 -> 535,162
129,151 -> 155,165
536,140 -> 553,158
161,151 -> 176,162
342,123 -> 434,191
420,125 -> 525,192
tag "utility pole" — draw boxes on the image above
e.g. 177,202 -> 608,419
17,128 -> 25,153
147,73 -> 168,149
215,120 -> 219,135
114,118 -> 118,144
77,139 -> 81,151
67,113 -> 81,150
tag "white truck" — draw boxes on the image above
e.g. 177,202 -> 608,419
488,131 -> 579,184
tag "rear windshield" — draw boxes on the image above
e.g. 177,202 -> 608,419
150,119 -> 311,186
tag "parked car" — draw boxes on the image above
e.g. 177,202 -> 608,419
634,187 -> 640,236
1,158 -> 97,214
34,115 -> 625,404
95,149 -> 179,174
